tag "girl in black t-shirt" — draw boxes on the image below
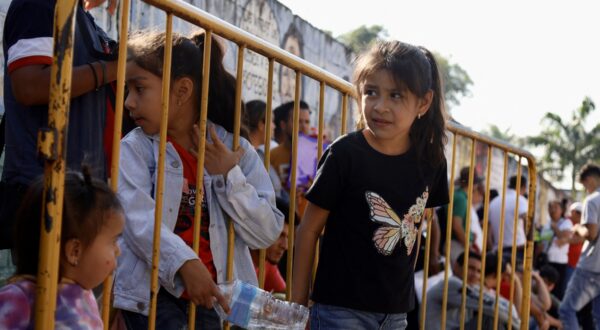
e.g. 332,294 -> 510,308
292,40 -> 449,329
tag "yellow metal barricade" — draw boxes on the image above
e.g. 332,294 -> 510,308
35,1 -> 78,329
422,125 -> 537,330
38,1 -> 536,329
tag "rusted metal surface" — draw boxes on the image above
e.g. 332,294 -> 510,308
35,1 -> 78,329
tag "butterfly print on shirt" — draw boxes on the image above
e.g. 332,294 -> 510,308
365,189 -> 429,256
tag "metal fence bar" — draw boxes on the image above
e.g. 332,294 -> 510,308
311,81 -> 326,286
493,151 -> 509,330
507,159 -> 523,330
520,164 -> 537,330
285,72 -> 302,301
102,0 -> 131,327
257,58 -> 276,289
341,93 -> 348,135
419,210 -> 435,330
476,145 -> 494,329
225,43 -> 246,284
186,28 -> 213,330
34,1 -> 78,328
148,12 -> 174,330
317,83 -> 326,159
440,132 -> 458,329
459,138 -> 477,330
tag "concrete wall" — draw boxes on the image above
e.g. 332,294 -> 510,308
0,0 -> 354,137
99,0 -> 355,138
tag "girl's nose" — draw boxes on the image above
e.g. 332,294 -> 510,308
373,99 -> 388,113
124,93 -> 134,111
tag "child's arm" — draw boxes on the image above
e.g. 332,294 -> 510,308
200,126 -> 284,249
118,137 -> 198,290
530,271 -> 551,311
291,202 -> 329,306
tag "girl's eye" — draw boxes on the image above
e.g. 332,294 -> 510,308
391,92 -> 403,99
364,89 -> 377,96
136,86 -> 145,93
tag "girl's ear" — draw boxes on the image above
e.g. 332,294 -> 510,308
257,119 -> 265,133
173,77 -> 194,106
64,238 -> 82,266
417,90 -> 434,116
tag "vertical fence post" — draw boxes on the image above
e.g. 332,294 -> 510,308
520,161 -> 536,329
340,93 -> 348,135
148,13 -> 174,330
187,28 -> 214,330
440,133 -> 458,329
477,145 -> 494,329
34,1 -> 77,329
458,139 -> 477,330
507,158 -> 523,330
102,0 -> 131,327
493,151 -> 509,330
285,71 -> 302,301
257,58 -> 275,289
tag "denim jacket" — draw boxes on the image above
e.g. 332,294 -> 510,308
113,125 -> 284,315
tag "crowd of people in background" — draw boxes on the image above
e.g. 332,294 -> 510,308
0,1 -> 600,329
414,164 -> 600,330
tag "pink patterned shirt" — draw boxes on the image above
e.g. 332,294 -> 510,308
0,278 -> 103,329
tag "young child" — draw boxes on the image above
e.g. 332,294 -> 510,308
0,168 -> 125,329
114,31 -> 284,329
292,40 -> 449,329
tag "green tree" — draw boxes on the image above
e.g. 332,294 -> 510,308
337,25 -> 472,109
337,25 -> 388,54
434,53 -> 473,109
527,97 -> 600,193
482,124 -> 524,147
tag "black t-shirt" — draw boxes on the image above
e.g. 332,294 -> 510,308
305,130 -> 449,313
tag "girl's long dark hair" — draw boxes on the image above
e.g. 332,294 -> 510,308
353,41 -> 447,169
127,30 -> 242,133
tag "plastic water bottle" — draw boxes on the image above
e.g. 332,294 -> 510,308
214,280 -> 309,329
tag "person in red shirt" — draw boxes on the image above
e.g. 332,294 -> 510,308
251,197 -> 298,293
566,202 -> 583,282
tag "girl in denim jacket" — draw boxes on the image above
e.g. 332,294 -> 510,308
113,30 -> 284,329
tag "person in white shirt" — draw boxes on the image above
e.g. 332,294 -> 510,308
545,200 -> 573,299
488,175 -> 528,262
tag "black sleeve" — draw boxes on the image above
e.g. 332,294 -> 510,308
426,158 -> 449,208
304,147 -> 343,211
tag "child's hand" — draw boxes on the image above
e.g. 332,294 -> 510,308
191,125 -> 244,179
179,259 -> 230,313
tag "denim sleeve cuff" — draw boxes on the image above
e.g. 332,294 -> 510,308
212,166 -> 244,193
159,246 -> 198,291
225,165 -> 245,189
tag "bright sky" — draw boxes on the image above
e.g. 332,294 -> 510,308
278,0 -> 600,139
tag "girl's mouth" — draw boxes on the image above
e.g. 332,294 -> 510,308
372,117 -> 391,125
132,117 -> 145,125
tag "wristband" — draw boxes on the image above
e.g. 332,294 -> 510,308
87,62 -> 98,91
99,60 -> 107,88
